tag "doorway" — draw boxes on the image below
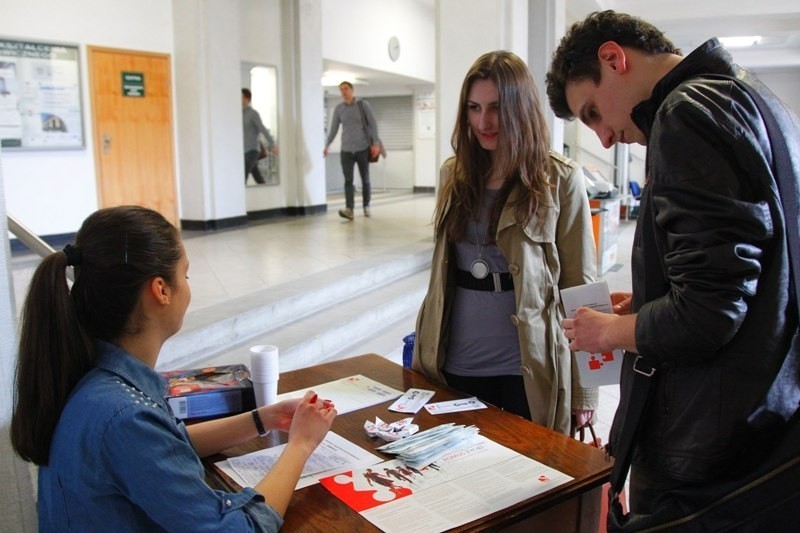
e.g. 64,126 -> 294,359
88,46 -> 178,226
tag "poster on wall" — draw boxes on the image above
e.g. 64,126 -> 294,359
415,90 -> 435,139
0,37 -> 84,150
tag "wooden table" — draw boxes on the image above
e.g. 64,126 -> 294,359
204,354 -> 611,532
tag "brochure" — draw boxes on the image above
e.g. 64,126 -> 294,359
319,434 -> 573,532
559,280 -> 624,387
275,374 -> 403,414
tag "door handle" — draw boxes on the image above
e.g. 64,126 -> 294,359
102,133 -> 112,155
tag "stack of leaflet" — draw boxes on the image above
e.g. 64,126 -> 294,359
375,423 -> 480,467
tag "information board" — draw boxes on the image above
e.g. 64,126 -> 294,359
0,37 -> 84,149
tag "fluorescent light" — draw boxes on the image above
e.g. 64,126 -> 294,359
321,71 -> 367,87
719,36 -> 762,48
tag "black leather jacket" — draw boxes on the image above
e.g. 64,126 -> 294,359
611,39 -> 800,482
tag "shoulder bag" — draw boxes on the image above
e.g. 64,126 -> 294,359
357,100 -> 384,163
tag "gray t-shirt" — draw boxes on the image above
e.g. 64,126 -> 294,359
445,188 -> 521,377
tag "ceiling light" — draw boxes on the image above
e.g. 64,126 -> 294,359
321,71 -> 368,87
719,36 -> 763,48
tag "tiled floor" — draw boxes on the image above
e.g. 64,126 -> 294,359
181,190 -> 437,314
9,190 -> 637,445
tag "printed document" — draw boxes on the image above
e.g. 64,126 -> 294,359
560,280 -> 624,387
215,431 -> 382,490
276,374 -> 403,414
319,434 -> 573,532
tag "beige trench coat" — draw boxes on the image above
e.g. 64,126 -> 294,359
412,153 -> 598,434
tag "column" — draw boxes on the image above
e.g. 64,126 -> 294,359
528,0 -> 567,153
173,0 -> 247,228
281,0 -> 326,212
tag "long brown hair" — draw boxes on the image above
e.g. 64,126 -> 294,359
435,50 -> 552,242
11,206 -> 182,465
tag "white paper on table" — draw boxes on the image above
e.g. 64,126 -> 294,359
423,397 -> 487,415
559,280 -> 624,387
319,434 -> 574,533
276,375 -> 403,414
216,431 -> 383,490
388,388 -> 435,413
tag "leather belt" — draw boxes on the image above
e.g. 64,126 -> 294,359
455,269 -> 514,292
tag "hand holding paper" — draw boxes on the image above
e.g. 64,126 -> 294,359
560,281 -> 625,387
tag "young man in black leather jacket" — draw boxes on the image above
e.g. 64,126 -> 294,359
547,10 -> 800,530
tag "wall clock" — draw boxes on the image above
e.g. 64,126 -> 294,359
388,36 -> 400,62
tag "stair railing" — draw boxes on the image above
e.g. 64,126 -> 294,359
6,213 -> 73,281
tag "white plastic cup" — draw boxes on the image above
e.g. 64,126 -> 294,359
250,345 -> 279,407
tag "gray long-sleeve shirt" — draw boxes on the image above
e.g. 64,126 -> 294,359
325,98 -> 380,152
242,105 -> 275,152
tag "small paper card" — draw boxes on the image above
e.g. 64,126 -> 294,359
423,397 -> 487,415
388,388 -> 435,413
559,280 -> 623,387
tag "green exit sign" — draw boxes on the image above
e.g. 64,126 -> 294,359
122,71 -> 144,97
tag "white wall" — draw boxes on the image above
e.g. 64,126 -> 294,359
0,0 -> 174,237
414,86 -> 437,188
320,0 -> 437,191
321,0 -> 435,86
437,0 -> 530,175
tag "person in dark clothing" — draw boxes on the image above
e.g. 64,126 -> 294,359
548,10 -> 800,530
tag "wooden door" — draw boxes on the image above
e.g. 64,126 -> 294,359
88,47 -> 178,226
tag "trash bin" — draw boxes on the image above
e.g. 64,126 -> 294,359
402,333 -> 415,368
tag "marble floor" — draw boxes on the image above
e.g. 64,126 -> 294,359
9,189 -> 636,445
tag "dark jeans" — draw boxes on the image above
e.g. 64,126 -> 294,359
443,371 -> 531,420
244,150 -> 265,184
340,149 -> 370,209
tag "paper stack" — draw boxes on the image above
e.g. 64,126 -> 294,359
375,423 -> 480,467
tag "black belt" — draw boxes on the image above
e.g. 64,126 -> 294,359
454,269 -> 514,292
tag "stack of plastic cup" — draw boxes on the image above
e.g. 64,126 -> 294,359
249,345 -> 280,407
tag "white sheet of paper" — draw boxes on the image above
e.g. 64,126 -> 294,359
215,431 -> 382,490
388,388 -> 435,413
275,374 -> 403,414
423,397 -> 487,415
559,280 -> 624,387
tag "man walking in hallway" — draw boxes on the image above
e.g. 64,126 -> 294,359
324,81 -> 383,220
242,88 -> 277,185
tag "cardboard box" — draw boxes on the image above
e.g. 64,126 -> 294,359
161,364 -> 255,421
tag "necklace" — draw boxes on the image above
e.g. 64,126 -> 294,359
470,221 -> 490,279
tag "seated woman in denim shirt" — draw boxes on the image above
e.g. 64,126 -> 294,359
11,205 -> 336,531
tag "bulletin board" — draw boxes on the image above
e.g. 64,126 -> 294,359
0,37 -> 85,150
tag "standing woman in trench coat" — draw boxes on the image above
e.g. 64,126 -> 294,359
412,50 -> 598,434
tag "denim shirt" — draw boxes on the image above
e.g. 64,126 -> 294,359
38,340 -> 283,532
